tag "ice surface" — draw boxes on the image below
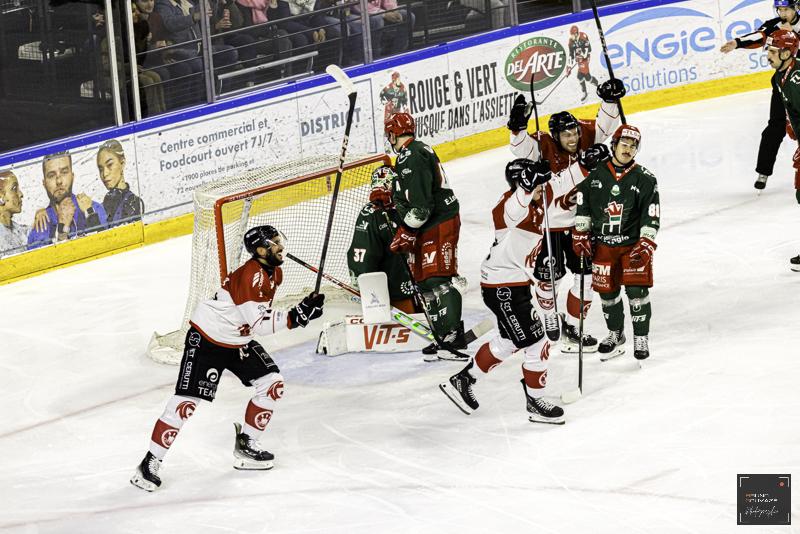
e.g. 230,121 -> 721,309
0,91 -> 798,533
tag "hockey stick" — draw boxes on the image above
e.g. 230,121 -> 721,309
380,212 -> 472,361
315,64 -> 358,293
561,253 -> 585,404
588,0 -> 626,124
287,252 -> 492,347
533,65 -> 573,106
529,75 -> 562,333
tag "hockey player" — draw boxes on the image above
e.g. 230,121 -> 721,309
507,78 -> 624,351
130,225 -> 325,491
764,29 -> 800,270
573,124 -> 660,360
720,0 -> 800,190
384,112 -> 465,354
569,25 -> 600,103
347,164 -> 418,313
440,158 -> 565,424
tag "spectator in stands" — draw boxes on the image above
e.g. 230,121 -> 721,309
96,140 -> 145,227
0,171 -> 29,256
264,0 -> 317,51
234,0 -> 294,75
309,0 -> 361,64
28,152 -> 108,249
351,0 -> 414,59
460,0 -> 508,30
209,0 -> 259,65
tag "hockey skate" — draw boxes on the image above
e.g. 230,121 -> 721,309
543,312 -> 561,342
521,379 -> 564,425
233,422 -> 274,470
634,335 -> 649,360
560,323 -> 598,353
580,90 -> 588,103
422,322 -> 468,362
439,362 -> 479,414
754,174 -> 769,190
130,452 -> 162,492
791,255 -> 800,272
598,329 -> 626,361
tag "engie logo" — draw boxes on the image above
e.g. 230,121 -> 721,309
505,36 -> 567,91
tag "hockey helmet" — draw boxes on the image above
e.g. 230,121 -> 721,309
549,111 -> 580,139
765,29 -> 800,56
244,225 -> 285,258
612,124 -> 642,147
370,165 -> 397,191
384,112 -> 416,137
505,158 -> 536,190
774,0 -> 798,8
570,25 -> 579,35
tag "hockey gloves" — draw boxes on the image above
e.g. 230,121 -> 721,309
507,94 -> 532,132
578,143 -> 611,171
517,159 -> 552,193
288,292 -> 325,329
390,225 -> 417,254
629,237 -> 657,269
369,187 -> 393,208
572,230 -> 593,259
597,78 -> 626,104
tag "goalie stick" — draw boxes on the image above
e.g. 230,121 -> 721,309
286,252 -> 492,348
315,64 -> 358,293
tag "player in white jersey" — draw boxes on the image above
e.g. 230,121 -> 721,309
506,79 -> 624,352
439,158 -> 565,424
130,225 -> 325,492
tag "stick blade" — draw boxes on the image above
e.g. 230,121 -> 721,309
326,64 -> 356,96
561,388 -> 582,404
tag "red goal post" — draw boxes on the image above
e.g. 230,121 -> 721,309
148,153 -> 391,364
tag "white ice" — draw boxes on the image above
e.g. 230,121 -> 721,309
1,90 -> 799,534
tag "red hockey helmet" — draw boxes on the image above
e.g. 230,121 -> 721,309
612,124 -> 642,146
765,29 -> 800,56
570,25 -> 579,35
385,112 -> 416,137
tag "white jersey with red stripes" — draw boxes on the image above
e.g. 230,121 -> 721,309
480,188 -> 544,287
190,258 -> 289,347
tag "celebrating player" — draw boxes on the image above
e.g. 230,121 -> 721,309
568,25 -> 600,102
507,79 -> 624,352
130,225 -> 325,491
763,29 -> 800,270
384,112 -> 465,355
347,164 -> 418,312
440,158 -> 565,424
573,125 -> 660,360
720,0 -> 800,190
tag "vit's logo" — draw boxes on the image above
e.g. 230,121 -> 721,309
363,324 -> 410,349
505,36 -> 567,91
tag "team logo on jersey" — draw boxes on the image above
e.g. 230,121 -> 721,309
611,184 -> 620,196
176,400 -> 196,420
252,271 -> 264,289
603,201 -> 624,234
254,409 -> 273,430
267,381 -> 284,400
188,332 -> 201,347
496,287 -> 512,301
422,251 -> 437,266
206,368 -> 219,382
791,71 -> 800,85
505,36 -> 568,91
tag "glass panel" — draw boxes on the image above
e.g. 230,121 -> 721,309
516,0 -> 572,24
400,0 -> 511,50
0,0 -> 124,152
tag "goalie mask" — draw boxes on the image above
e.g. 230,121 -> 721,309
369,165 -> 397,206
244,225 -> 288,267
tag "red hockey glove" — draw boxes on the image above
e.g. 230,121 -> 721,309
629,237 -> 657,269
369,187 -> 393,207
390,225 -> 416,253
572,230 -> 592,258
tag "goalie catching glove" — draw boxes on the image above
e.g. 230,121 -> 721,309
288,292 -> 325,328
629,237 -> 657,269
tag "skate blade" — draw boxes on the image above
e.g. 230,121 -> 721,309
130,472 -> 159,492
560,343 -> 598,354
423,352 -> 469,362
599,347 -> 626,362
791,265 -> 800,272
438,382 -> 474,415
233,457 -> 274,470
527,413 -> 565,425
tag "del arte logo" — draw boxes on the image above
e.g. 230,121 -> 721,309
504,36 -> 567,91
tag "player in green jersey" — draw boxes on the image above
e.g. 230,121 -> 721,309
573,124 -> 660,360
384,112 -> 465,354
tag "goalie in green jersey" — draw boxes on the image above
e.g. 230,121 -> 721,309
573,124 -> 660,361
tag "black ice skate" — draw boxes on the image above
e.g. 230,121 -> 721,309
598,329 -> 626,361
634,335 -> 650,360
791,255 -> 800,272
130,451 -> 162,492
422,322 -> 468,361
439,362 -> 479,414
560,323 -> 598,353
754,174 -> 769,190
543,312 -> 561,342
233,422 -> 274,470
580,90 -> 588,103
521,379 -> 565,425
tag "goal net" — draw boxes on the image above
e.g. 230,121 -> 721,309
147,153 -> 391,364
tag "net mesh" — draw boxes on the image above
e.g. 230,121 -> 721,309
148,153 -> 389,364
